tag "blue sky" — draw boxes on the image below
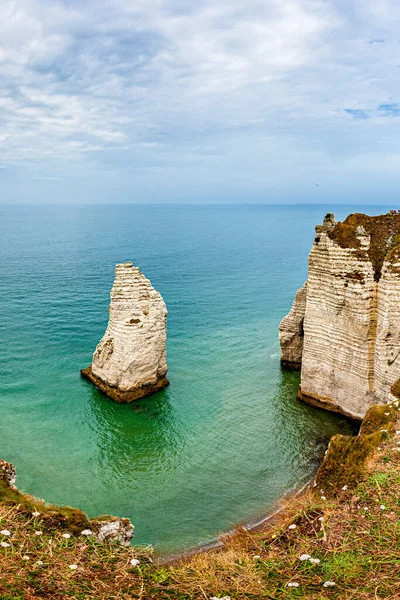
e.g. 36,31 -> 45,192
1,0 -> 400,204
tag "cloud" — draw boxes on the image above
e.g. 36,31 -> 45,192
1,0 -> 400,202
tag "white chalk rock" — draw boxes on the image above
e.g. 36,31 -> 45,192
279,282 -> 307,370
279,212 -> 400,420
82,262 -> 168,402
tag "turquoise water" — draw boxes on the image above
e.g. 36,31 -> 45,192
0,204 -> 362,554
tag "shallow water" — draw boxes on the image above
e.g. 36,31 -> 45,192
0,203 -> 370,553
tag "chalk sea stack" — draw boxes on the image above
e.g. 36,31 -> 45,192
280,212 -> 400,420
81,262 -> 168,402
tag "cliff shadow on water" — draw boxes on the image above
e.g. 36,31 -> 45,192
273,367 -> 358,479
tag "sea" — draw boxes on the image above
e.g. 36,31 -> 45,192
0,203 -> 378,554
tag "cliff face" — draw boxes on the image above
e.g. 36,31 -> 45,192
278,282 -> 307,370
82,262 -> 168,402
280,213 -> 400,420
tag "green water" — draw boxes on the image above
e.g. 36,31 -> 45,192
0,204 -> 358,553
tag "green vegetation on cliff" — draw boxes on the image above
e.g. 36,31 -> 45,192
328,213 -> 400,280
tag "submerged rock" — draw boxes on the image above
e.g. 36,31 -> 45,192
280,212 -> 400,420
82,262 -> 168,402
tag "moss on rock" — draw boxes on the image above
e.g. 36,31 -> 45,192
315,403 -> 397,494
0,459 -> 133,542
390,377 -> 400,400
328,212 -> 400,281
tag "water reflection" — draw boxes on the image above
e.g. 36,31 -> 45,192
86,384 -> 186,486
269,369 -> 356,479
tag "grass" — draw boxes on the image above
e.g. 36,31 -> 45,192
327,212 -> 400,280
1,399 -> 400,598
390,377 -> 400,400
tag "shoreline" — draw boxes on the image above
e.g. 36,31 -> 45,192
1,400 -> 397,598
0,457 -> 315,563
155,477 -> 314,566
1,401 -> 358,563
157,400 -> 390,565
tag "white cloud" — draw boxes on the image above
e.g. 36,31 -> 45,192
1,0 -> 400,202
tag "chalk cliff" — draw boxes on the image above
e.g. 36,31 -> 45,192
82,262 -> 168,402
279,212 -> 400,420
279,282 -> 307,370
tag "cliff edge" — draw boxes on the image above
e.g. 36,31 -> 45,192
0,458 -> 134,544
279,212 -> 400,420
82,262 -> 169,402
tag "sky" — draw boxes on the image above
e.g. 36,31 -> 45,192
1,0 -> 400,204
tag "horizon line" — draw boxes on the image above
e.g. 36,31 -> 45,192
0,202 -> 396,207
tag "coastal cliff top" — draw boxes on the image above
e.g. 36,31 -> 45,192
327,212 -> 400,280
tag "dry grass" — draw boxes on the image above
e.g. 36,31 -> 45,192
1,400 -> 400,599
390,378 -> 400,400
328,212 -> 400,280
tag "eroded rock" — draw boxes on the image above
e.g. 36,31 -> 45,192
0,458 -> 134,545
82,262 -> 168,402
279,282 -> 307,370
280,212 -> 400,419
91,518 -> 134,545
0,459 -> 16,488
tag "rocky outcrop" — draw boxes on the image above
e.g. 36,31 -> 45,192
280,212 -> 400,420
82,262 -> 168,402
278,282 -> 307,370
0,459 -> 16,488
0,459 -> 134,544
91,517 -> 134,546
315,401 -> 398,494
